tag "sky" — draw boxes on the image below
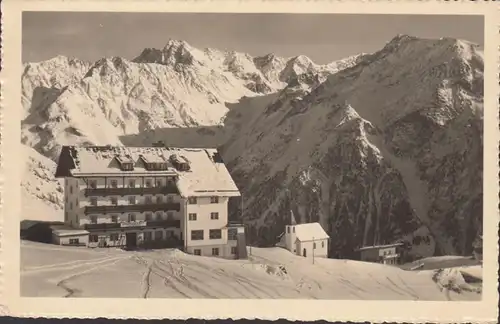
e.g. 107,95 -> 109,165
22,12 -> 484,64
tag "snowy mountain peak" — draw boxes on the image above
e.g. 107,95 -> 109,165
132,39 -> 205,66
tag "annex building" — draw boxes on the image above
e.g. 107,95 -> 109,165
53,144 -> 247,259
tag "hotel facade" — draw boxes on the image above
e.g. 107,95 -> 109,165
54,145 -> 247,259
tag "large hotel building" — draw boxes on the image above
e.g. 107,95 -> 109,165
53,144 -> 247,259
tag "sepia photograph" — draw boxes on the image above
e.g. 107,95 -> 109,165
17,11 -> 487,301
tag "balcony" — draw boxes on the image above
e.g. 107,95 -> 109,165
146,219 -> 180,228
84,202 -> 181,214
84,223 -> 121,230
84,185 -> 179,197
83,219 -> 180,231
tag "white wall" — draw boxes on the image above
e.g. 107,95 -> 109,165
184,196 -> 229,249
297,239 -> 328,258
53,234 -> 89,246
65,177 -> 81,228
185,242 -> 236,258
284,225 -> 297,255
378,246 -> 397,257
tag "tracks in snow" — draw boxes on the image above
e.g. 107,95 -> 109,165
53,255 -> 129,298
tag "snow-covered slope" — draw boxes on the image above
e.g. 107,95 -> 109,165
22,39 -> 361,161
21,144 -> 64,221
220,35 -> 483,258
20,242 -> 480,300
22,56 -> 92,118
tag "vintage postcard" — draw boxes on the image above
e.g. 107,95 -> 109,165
0,0 -> 498,322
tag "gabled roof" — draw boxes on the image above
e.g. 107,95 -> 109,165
55,145 -> 241,197
293,222 -> 329,242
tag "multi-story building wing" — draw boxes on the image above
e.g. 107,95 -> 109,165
54,145 -> 246,259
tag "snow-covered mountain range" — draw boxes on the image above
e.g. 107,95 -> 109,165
21,35 -> 483,258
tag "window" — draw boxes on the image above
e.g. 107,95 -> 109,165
188,213 -> 197,221
76,198 -> 79,206
194,249 -> 201,256
70,202 -> 73,210
69,238 -> 79,245
167,179 -> 174,187
144,232 -> 152,241
128,213 -> 136,222
191,230 -> 204,240
128,179 -> 136,188
156,196 -> 163,204
287,227 -> 290,233
155,231 -> 163,240
110,197 -> 118,205
66,195 -> 69,203
212,248 -> 219,256
322,241 -> 324,248
121,163 -> 134,171
145,196 -> 153,204
209,229 -> 222,239
210,212 -> 219,220
145,179 -> 152,188
64,211 -> 68,222
111,215 -> 118,223
70,186 -> 73,194
231,246 -> 237,255
210,196 -> 219,204
110,234 -> 119,241
90,180 -> 97,189
90,215 -> 97,224
167,211 -> 174,220
145,212 -> 153,221
155,211 -> 163,220
228,228 -> 237,240
313,242 -> 316,249
167,195 -> 174,203
110,180 -> 118,188
292,227 -> 295,233
188,197 -> 197,204
156,180 -> 162,187
128,196 -> 136,205
90,235 -> 98,243
90,197 -> 98,206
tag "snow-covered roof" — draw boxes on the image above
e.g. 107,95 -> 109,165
293,222 -> 329,242
51,227 -> 90,237
55,146 -> 240,197
356,243 -> 403,252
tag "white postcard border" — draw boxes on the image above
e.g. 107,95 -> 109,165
1,0 -> 498,322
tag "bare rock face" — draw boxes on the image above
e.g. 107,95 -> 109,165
222,35 -> 483,258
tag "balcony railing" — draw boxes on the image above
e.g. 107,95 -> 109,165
84,202 -> 181,214
84,185 -> 179,197
83,219 -> 180,231
146,219 -> 180,228
84,223 -> 121,230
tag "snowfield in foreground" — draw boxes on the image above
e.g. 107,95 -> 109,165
21,241 -> 481,300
